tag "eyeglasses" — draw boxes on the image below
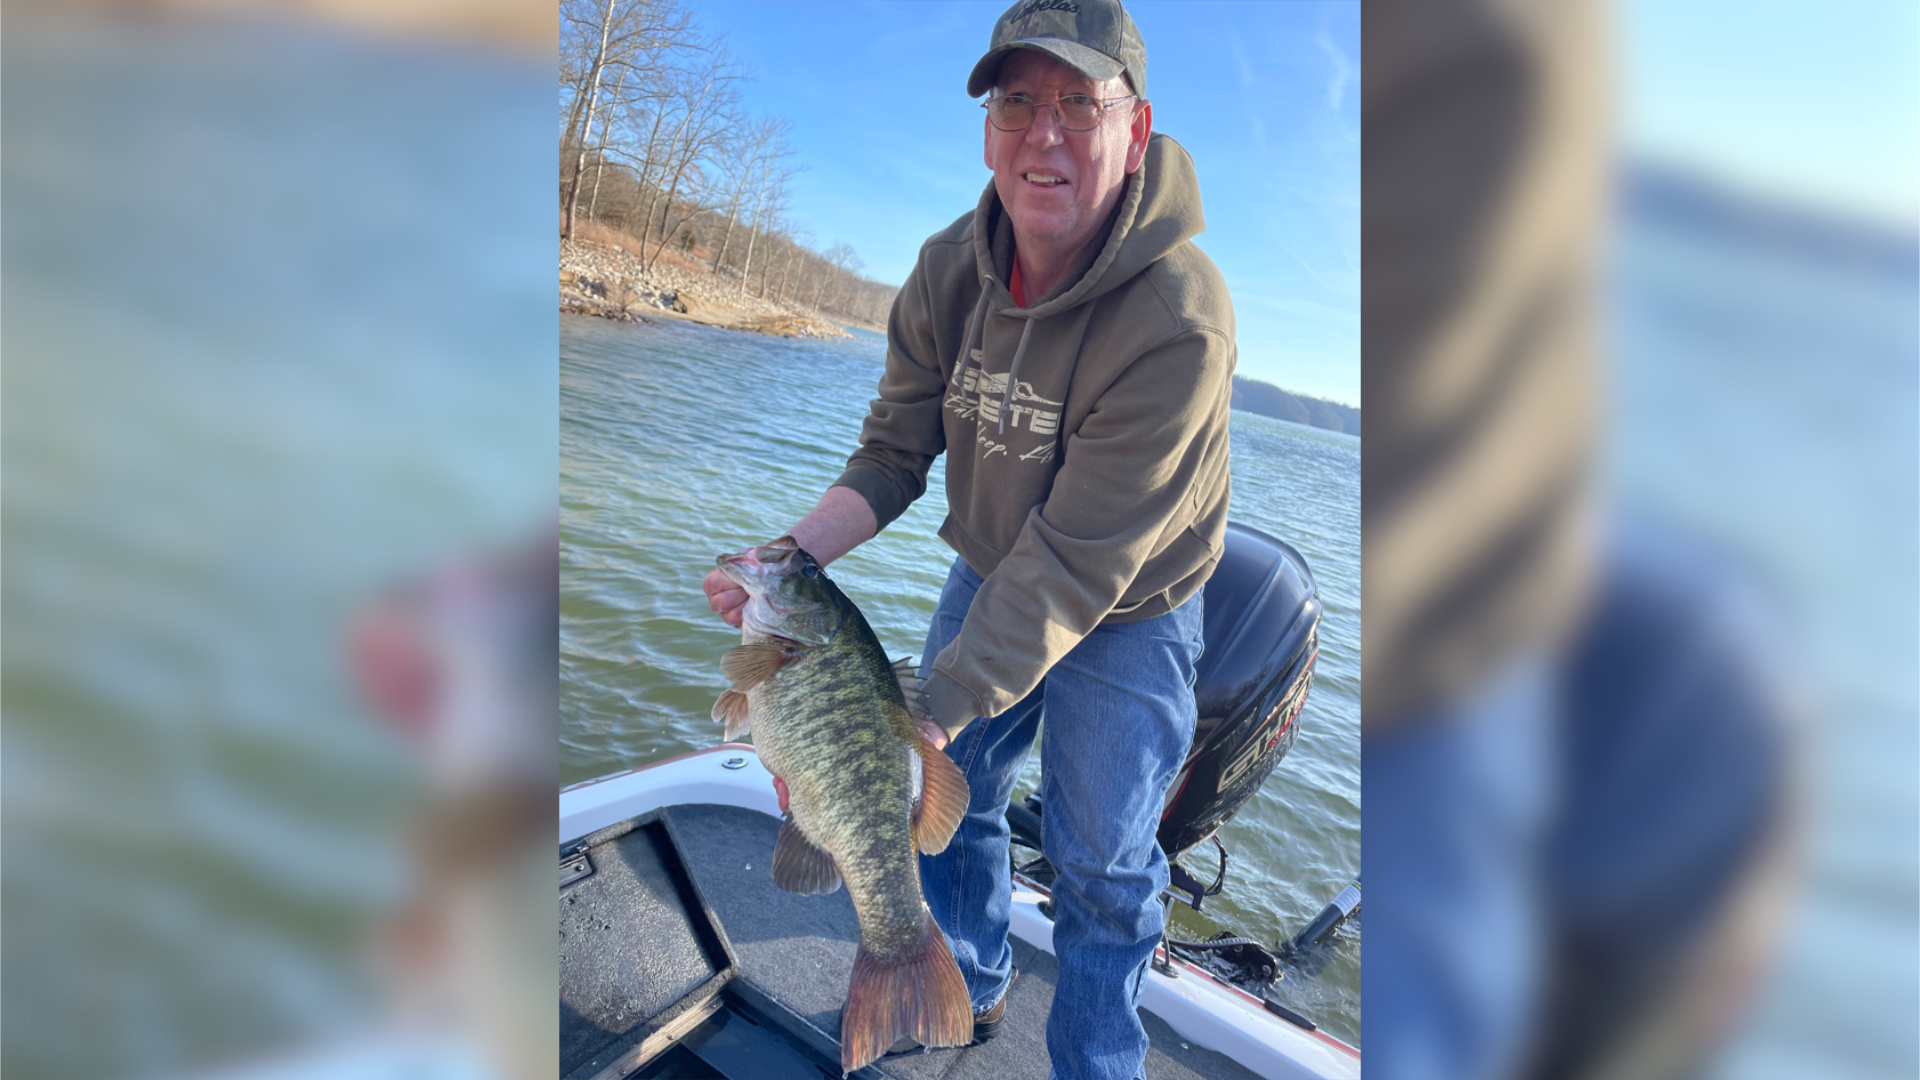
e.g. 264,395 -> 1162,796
982,93 -> 1136,133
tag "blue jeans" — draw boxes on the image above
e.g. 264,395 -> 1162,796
1363,662 -> 1553,1080
918,558 -> 1202,1080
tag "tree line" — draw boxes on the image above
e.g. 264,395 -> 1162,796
1231,377 -> 1362,437
561,0 -> 897,326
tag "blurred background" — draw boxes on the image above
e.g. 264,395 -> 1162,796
1607,4 -> 1915,1078
1364,1 -> 1914,1079
3,3 -> 556,1079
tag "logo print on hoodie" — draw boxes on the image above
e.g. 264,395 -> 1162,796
947,351 -> 1062,465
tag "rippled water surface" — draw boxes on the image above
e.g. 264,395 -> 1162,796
560,313 -> 1362,1045
1610,202 -> 1918,1080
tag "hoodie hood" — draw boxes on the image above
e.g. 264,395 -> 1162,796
972,132 -> 1207,318
951,133 -> 1209,439
833,126 -> 1236,727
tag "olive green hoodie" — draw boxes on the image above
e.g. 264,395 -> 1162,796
833,133 -> 1234,729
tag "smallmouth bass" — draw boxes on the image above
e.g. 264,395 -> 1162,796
713,537 -> 973,1073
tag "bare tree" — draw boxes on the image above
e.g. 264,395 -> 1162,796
584,64 -> 628,221
639,50 -> 743,272
560,0 -> 695,240
610,85 -> 678,237
741,160 -> 797,293
558,0 -> 903,327
707,133 -> 755,276
831,246 -> 865,309
561,0 -> 623,238
806,241 -> 854,307
561,50 -> 590,154
712,117 -> 794,283
772,226 -> 812,303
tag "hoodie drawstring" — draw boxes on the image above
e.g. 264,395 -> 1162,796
1000,318 -> 1035,435
956,278 -> 992,376
957,274 -> 1037,437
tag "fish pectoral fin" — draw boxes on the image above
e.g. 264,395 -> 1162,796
712,690 -> 752,740
771,814 -> 843,896
891,657 -> 932,721
911,738 -> 969,856
722,642 -> 793,690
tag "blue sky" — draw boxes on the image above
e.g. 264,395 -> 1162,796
1621,0 -> 1917,226
688,0 -> 1361,407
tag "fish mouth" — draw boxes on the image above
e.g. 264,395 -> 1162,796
715,536 -> 803,590
717,537 -> 833,642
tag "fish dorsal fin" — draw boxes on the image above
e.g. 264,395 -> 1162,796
771,813 -> 843,895
911,736 -> 969,856
892,656 -> 933,724
723,642 -> 792,690
711,689 -> 752,740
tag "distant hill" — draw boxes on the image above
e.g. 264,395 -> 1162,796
1231,376 -> 1360,437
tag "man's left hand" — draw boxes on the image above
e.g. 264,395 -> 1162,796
917,716 -> 950,752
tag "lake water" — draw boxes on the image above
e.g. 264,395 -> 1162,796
1608,186 -> 1918,1080
559,313 -> 1365,1046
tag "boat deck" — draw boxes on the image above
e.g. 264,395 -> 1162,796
660,803 -> 1263,1080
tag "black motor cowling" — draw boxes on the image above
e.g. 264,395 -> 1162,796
1156,521 -> 1322,859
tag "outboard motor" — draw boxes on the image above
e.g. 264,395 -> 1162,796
1005,522 -> 1339,1003
1004,522 -> 1338,998
1158,520 -> 1323,857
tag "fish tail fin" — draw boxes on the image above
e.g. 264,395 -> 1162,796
839,915 -> 972,1073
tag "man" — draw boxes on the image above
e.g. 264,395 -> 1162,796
703,2 -> 1233,1077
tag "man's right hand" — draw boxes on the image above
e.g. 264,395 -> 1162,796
703,567 -> 748,628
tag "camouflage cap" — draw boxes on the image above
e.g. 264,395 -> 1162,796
966,0 -> 1147,100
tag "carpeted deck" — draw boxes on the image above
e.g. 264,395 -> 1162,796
665,803 -> 1263,1080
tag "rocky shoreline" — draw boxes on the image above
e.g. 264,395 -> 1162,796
560,239 -> 854,340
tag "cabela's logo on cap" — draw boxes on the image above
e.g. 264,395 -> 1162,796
1013,0 -> 1080,27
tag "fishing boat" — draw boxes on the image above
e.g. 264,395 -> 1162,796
559,523 -> 1362,1080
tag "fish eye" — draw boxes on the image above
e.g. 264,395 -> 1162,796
802,563 -> 818,579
